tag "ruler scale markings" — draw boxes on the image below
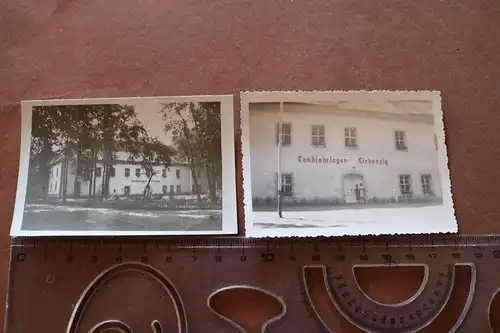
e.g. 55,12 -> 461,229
6,236 -> 500,332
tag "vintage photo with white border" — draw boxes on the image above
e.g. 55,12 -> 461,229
242,91 -> 457,238
11,95 -> 237,236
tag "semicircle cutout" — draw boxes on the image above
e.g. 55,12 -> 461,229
353,265 -> 427,306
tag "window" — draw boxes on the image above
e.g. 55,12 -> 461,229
135,168 -> 141,177
109,167 -> 115,178
95,167 -> 102,177
395,131 -> 407,151
124,186 -> 130,195
162,169 -> 167,178
344,127 -> 357,148
145,169 -> 151,178
170,185 -> 174,193
176,185 -> 181,193
276,123 -> 292,146
124,168 -> 130,177
277,173 -> 293,196
311,125 -> 325,147
162,185 -> 167,194
176,169 -> 180,179
421,174 -> 433,195
399,175 -> 412,196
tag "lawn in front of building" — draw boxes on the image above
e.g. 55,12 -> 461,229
21,204 -> 222,231
251,204 -> 455,236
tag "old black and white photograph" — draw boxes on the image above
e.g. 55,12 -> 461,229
241,91 -> 457,238
11,95 -> 237,236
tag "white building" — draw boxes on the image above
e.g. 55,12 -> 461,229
249,101 -> 443,205
47,157 -> 197,199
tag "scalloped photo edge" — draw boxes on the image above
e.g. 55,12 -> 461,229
241,90 -> 457,238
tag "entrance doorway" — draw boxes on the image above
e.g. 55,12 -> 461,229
343,173 -> 364,204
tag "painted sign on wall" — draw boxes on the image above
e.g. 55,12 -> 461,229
297,155 -> 389,166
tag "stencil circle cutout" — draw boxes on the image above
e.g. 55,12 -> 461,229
304,265 -> 455,333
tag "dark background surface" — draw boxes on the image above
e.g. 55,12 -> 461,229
1,0 -> 500,331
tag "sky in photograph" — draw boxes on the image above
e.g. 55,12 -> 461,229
132,98 -> 173,145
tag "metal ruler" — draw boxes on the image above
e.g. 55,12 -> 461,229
5,235 -> 500,333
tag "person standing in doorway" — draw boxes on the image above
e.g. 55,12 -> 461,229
359,183 -> 366,203
354,184 -> 361,204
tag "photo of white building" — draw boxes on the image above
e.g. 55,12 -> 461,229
47,158 -> 197,199
242,91 -> 457,237
11,95 -> 237,236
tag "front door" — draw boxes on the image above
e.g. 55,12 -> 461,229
343,174 -> 363,204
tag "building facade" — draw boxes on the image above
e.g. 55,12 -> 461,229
47,159 -> 196,198
249,101 -> 443,205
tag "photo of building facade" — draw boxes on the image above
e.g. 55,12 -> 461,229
12,95 -> 237,236
250,101 -> 443,205
47,158 -> 199,199
242,91 -> 457,237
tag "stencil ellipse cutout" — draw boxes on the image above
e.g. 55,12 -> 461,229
66,262 -> 187,333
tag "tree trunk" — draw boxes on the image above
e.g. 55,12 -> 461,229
142,171 -> 154,205
92,150 -> 97,200
205,160 -> 217,206
174,107 -> 202,204
73,143 -> 81,198
41,166 -> 50,201
62,158 -> 68,202
87,149 -> 94,201
100,165 -> 106,202
188,159 -> 202,204
205,162 -> 213,201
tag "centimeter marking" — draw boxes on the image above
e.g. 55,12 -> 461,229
11,234 -> 500,249
8,235 -> 497,333
10,235 -> 500,265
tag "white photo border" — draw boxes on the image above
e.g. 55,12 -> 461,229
11,95 -> 238,237
241,90 -> 458,238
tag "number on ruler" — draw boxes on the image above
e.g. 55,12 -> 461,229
359,254 -> 368,261
493,250 -> 500,258
116,256 -> 127,262
261,253 -> 274,262
429,253 -> 438,259
382,254 -> 393,261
